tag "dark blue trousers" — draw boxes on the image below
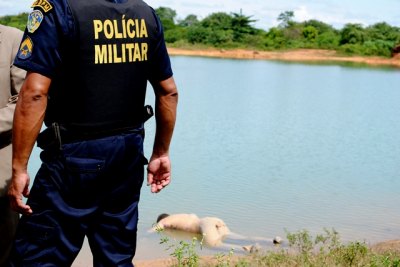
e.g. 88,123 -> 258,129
9,129 -> 146,266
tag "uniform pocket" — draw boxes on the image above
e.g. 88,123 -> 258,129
65,156 -> 105,173
63,157 -> 106,205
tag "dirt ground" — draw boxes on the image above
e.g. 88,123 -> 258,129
167,48 -> 400,68
370,239 -> 400,254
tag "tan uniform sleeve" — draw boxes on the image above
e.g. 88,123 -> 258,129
0,27 -> 26,134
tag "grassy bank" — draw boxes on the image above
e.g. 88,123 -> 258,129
136,229 -> 400,267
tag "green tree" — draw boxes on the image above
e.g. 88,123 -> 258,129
303,25 -> 318,41
283,23 -> 303,43
194,12 -> 236,46
231,11 -> 257,41
316,31 -> 340,49
206,29 -> 234,46
278,10 -> 294,28
303,19 -> 336,34
340,23 -> 366,45
0,13 -> 28,31
365,22 -> 400,46
362,40 -> 394,57
187,26 -> 211,44
155,6 -> 176,22
164,27 -> 187,43
201,12 -> 232,31
3,8 -> 400,57
276,11 -> 303,47
265,27 -> 286,49
154,7 -> 177,31
178,14 -> 199,27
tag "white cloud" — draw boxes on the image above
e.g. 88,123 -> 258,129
0,0 -> 31,16
294,6 -> 313,22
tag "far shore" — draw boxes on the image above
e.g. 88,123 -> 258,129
167,47 -> 400,68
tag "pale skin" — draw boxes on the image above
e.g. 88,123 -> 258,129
8,72 -> 178,214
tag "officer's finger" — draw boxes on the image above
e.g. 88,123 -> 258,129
147,172 -> 154,186
150,183 -> 159,193
11,197 -> 32,215
161,179 -> 170,187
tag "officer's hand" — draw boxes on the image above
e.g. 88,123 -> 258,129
8,171 -> 33,215
147,155 -> 171,193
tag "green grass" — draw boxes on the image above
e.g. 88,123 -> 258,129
157,228 -> 400,267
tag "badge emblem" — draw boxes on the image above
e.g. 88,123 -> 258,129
27,10 -> 44,33
31,0 -> 53,13
18,36 -> 34,60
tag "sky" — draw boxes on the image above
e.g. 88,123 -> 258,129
1,0 -> 399,30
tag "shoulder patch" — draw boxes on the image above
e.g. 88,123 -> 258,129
27,10 -> 44,33
18,36 -> 34,60
31,0 -> 53,13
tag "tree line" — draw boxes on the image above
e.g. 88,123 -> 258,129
156,8 -> 400,57
2,8 -> 400,57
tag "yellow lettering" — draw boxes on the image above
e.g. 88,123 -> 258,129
126,43 -> 134,62
141,43 -> 148,61
93,20 -> 102,40
108,44 -> 113,63
95,45 -> 107,64
122,15 -> 127,38
133,43 -> 141,61
92,17 -> 149,40
121,44 -> 126,62
104,20 -> 114,39
92,16 -> 150,64
113,20 -> 123,39
113,44 -> 122,63
31,0 -> 53,12
140,19 -> 148,38
135,19 -> 139,38
127,19 -> 135,38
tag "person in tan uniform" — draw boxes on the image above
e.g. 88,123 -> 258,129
0,24 -> 26,266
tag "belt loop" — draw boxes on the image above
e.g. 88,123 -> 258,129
52,122 -> 63,150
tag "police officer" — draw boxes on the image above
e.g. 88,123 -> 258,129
0,23 -> 26,267
7,0 -> 178,265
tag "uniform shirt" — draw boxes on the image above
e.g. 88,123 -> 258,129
0,24 -> 26,195
14,0 -> 173,129
0,24 -> 25,138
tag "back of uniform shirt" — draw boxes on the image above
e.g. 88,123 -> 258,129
14,0 -> 173,131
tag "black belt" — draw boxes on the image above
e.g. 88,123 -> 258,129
37,105 -> 153,150
37,123 -> 144,149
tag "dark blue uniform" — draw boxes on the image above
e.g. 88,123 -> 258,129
10,0 -> 173,265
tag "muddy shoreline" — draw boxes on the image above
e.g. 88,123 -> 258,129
167,48 -> 400,68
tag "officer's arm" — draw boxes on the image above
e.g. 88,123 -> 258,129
151,76 -> 178,156
147,76 -> 178,193
8,72 -> 50,215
